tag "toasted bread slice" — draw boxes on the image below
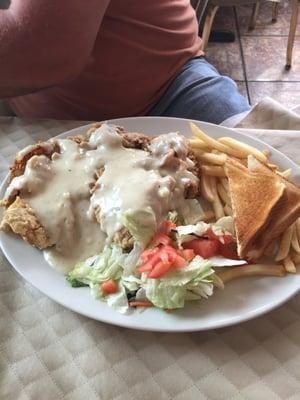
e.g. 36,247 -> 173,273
225,157 -> 285,258
247,156 -> 300,259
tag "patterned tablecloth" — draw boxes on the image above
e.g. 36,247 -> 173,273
0,115 -> 299,400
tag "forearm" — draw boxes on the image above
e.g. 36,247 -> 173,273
0,0 -> 110,98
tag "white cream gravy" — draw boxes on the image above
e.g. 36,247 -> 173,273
4,124 -> 198,273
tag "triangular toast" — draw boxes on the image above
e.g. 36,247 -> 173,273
224,157 -> 285,258
246,156 -> 300,258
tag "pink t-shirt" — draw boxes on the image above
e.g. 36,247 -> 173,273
10,0 -> 202,120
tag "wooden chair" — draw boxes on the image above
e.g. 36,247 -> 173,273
192,0 -> 299,69
285,0 -> 299,69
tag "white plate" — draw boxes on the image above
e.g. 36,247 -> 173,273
0,117 -> 299,332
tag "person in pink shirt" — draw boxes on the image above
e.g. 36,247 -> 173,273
0,0 -> 249,124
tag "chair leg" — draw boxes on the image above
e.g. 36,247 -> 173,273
201,5 -> 219,51
272,2 -> 279,23
249,2 -> 261,31
285,0 -> 299,69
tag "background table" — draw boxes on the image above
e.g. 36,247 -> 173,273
0,115 -> 299,400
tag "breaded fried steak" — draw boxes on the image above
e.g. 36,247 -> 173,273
0,123 -> 201,271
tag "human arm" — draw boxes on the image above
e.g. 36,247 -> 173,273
0,0 -> 110,97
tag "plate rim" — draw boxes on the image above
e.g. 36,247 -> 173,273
0,116 -> 299,332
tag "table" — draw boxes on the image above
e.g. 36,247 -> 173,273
0,114 -> 299,400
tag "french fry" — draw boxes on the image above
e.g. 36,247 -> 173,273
292,253 -> 300,264
220,177 -> 229,192
197,152 -> 227,165
275,225 -> 294,261
188,138 -> 210,151
200,175 -> 215,202
224,204 -> 232,216
190,123 -> 242,157
283,255 -> 296,273
201,165 -> 226,177
218,137 -> 267,163
191,148 -> 205,156
210,177 -> 225,220
198,210 -> 215,222
277,168 -> 292,179
267,163 -> 279,171
217,182 -> 231,205
263,149 -> 270,158
216,263 -> 286,283
291,223 -> 300,253
296,218 -> 300,242
264,241 -> 276,257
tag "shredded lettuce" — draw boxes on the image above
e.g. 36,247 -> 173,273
67,245 -> 125,285
90,281 -> 129,314
167,210 -> 180,225
213,216 -> 235,237
145,280 -> 186,309
175,222 -> 209,247
177,199 -> 204,225
122,244 -> 142,276
142,257 -> 222,309
122,207 -> 156,248
67,221 -> 228,313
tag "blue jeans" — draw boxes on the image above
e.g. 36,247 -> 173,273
148,57 -> 250,125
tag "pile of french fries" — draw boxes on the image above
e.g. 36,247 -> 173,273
189,122 -> 300,274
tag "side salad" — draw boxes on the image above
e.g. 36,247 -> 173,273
67,212 -> 246,313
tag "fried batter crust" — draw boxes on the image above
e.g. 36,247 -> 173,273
0,197 -> 51,249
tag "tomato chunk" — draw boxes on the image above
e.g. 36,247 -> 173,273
140,247 -> 159,263
101,280 -> 118,294
149,261 -> 173,278
183,238 -> 219,258
152,233 -> 172,247
206,228 -> 219,241
172,255 -> 186,268
160,220 -> 176,234
219,242 -> 239,260
223,234 -> 233,244
181,249 -> 195,261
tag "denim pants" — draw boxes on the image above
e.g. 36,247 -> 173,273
148,57 -> 250,125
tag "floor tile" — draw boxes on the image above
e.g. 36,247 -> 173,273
212,6 -> 237,32
242,36 -> 300,81
237,2 -> 300,36
205,41 -> 245,81
248,81 -> 300,108
236,81 -> 249,102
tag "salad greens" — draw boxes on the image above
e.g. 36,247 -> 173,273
66,215 -> 241,314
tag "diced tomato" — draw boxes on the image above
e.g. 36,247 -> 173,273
152,233 -> 172,247
140,247 -> 159,263
183,238 -> 219,258
149,261 -> 173,278
181,249 -> 195,261
206,228 -> 233,245
137,263 -> 154,273
223,234 -> 233,245
160,220 -> 176,234
206,228 -> 219,241
137,252 -> 161,273
172,255 -> 186,268
137,246 -> 177,273
101,280 -> 118,294
162,245 -> 178,261
219,242 -> 239,260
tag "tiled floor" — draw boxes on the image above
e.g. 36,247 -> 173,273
204,1 -> 300,108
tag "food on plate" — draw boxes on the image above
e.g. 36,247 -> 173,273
224,157 -> 285,258
0,122 -> 299,314
190,122 -> 300,275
